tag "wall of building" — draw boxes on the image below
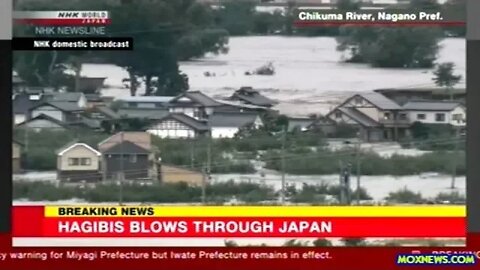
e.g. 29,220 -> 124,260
211,127 -> 239,138
406,109 -> 466,126
58,145 -> 100,171
147,120 -> 196,138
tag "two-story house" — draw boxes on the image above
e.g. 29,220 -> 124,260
402,101 -> 466,127
326,93 -> 409,141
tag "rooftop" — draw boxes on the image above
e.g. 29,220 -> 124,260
170,91 -> 222,107
117,96 -> 174,103
358,92 -> 402,110
402,100 -> 463,111
208,112 -> 260,128
103,140 -> 150,155
31,101 -> 83,112
154,113 -> 209,131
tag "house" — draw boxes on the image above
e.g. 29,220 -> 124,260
158,164 -> 205,186
98,132 -> 156,180
228,87 -> 278,108
56,142 -> 102,182
147,113 -> 209,139
168,91 -> 222,120
208,112 -> 263,138
44,92 -> 87,108
12,91 -> 48,124
287,117 -> 315,132
29,101 -> 84,123
12,140 -> 22,174
401,100 -> 466,127
102,140 -> 151,180
326,92 -> 410,141
15,114 -> 70,132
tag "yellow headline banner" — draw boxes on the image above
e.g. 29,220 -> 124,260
44,206 -> 466,217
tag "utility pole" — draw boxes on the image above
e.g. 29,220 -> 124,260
280,125 -> 287,205
206,134 -> 212,175
451,128 -> 459,189
201,164 -> 207,205
339,160 -> 345,205
355,135 -> 361,205
190,138 -> 195,169
118,132 -> 125,205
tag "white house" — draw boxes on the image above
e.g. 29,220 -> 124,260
402,101 -> 466,126
146,113 -> 209,139
209,112 -> 264,138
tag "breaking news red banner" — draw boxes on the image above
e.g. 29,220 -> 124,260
11,206 -> 465,238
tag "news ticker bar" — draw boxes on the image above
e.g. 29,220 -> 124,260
12,206 -> 465,238
12,38 -> 132,50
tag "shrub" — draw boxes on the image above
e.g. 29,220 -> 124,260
385,188 -> 424,204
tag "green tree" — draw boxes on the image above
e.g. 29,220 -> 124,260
336,0 -> 443,68
312,238 -> 333,247
432,62 -> 462,100
215,0 -> 256,36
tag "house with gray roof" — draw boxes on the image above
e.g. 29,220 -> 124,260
326,92 -> 410,141
13,91 -> 48,125
15,114 -> 71,133
229,87 -> 278,108
102,140 -> 151,180
208,112 -> 263,138
29,101 -> 84,124
146,113 -> 209,139
168,91 -> 222,121
402,100 -> 466,127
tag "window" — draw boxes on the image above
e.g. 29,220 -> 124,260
69,158 -> 91,166
417,114 -> 426,120
435,113 -> 445,122
384,112 -> 391,120
128,102 -> 138,108
334,111 -> 342,119
129,155 -> 137,163
399,113 -> 407,120
452,114 -> 463,121
68,158 -> 79,166
80,158 -> 91,166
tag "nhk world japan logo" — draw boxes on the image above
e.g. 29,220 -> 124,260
396,254 -> 477,265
